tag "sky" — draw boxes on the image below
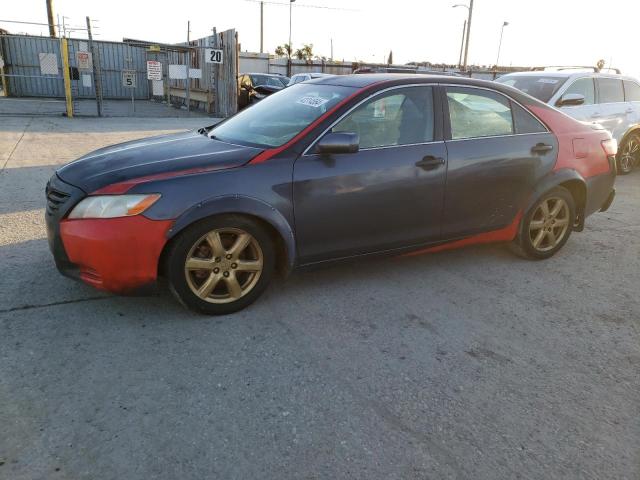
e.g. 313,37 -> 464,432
3,0 -> 639,77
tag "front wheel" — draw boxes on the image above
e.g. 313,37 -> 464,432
166,215 -> 275,315
510,187 -> 575,260
617,134 -> 640,175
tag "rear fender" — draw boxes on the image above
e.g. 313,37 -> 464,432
167,195 -> 296,269
527,169 -> 587,231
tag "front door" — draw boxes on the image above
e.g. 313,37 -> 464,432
293,85 -> 447,264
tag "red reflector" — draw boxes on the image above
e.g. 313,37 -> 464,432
601,138 -> 618,156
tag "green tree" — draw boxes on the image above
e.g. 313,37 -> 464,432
275,43 -> 292,59
294,44 -> 314,61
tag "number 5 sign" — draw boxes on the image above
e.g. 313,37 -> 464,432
205,49 -> 223,64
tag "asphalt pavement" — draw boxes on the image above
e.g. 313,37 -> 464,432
0,115 -> 638,479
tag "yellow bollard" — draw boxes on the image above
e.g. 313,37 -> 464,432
61,38 -> 73,118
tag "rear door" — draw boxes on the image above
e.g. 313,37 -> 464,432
596,77 -> 628,142
293,85 -> 447,263
623,79 -> 640,129
441,86 -> 557,239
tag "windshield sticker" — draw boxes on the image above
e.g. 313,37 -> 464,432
296,96 -> 330,108
537,78 -> 559,84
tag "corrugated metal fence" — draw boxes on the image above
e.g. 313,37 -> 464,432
1,34 -> 149,99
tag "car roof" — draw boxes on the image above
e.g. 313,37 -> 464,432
500,71 -> 638,82
310,73 -> 502,89
243,72 -> 283,77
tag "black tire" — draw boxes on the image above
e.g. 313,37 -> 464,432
616,133 -> 640,175
166,215 -> 275,315
510,186 -> 576,260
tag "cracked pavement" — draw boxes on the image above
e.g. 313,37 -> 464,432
0,115 -> 639,479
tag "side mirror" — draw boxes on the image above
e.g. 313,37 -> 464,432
557,93 -> 585,107
316,132 -> 360,154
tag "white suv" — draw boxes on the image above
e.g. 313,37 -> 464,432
497,69 -> 640,174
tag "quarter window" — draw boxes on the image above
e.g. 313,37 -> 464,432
332,86 -> 434,148
624,80 -> 640,101
512,102 -> 547,134
562,78 -> 595,105
598,78 -> 625,103
446,88 -> 513,139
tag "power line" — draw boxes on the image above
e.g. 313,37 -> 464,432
241,0 -> 358,12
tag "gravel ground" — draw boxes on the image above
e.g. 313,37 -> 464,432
0,116 -> 638,480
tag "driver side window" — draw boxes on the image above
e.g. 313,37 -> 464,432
332,86 -> 434,149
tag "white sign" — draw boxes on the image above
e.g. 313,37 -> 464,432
78,41 -> 88,53
81,74 -> 92,88
189,68 -> 202,79
146,60 -> 162,80
168,64 -> 187,80
76,51 -> 92,70
122,70 -> 137,88
152,79 -> 164,96
39,53 -> 58,75
204,48 -> 223,64
0,56 -> 4,69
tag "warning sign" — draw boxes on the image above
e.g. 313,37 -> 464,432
146,60 -> 162,81
76,51 -> 92,70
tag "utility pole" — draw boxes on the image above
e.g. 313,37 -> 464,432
86,16 -> 103,117
46,0 -> 56,37
462,0 -> 474,72
260,1 -> 264,53
330,38 -> 333,61
458,19 -> 466,68
186,20 -> 190,114
288,0 -> 295,76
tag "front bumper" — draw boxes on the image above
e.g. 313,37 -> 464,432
46,174 -> 172,294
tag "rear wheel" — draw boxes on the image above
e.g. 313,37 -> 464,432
166,215 -> 275,315
617,134 -> 640,175
510,187 -> 575,260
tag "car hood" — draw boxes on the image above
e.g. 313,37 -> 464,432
57,130 -> 262,193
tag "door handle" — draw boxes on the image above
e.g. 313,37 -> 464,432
531,143 -> 553,154
415,155 -> 445,170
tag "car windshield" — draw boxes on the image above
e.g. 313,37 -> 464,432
496,75 -> 568,102
210,83 -> 356,148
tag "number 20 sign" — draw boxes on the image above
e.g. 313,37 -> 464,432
205,49 -> 223,64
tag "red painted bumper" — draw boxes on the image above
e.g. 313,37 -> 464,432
60,216 -> 173,293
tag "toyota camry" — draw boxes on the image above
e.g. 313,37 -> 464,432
46,74 -> 617,314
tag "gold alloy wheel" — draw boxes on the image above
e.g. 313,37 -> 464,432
184,228 -> 263,304
619,137 -> 639,173
528,197 -> 570,252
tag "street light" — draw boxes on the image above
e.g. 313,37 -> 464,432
453,1 -> 474,72
495,21 -> 509,67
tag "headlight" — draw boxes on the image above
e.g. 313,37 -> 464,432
68,194 -> 161,219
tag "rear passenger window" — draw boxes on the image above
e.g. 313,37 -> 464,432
512,102 -> 547,134
624,80 -> 640,101
446,88 -> 513,139
563,78 -> 595,105
598,78 -> 625,103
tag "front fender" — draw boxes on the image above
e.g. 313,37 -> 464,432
166,195 -> 296,270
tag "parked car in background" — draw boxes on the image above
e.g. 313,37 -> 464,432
497,68 -> 640,174
287,72 -> 334,86
46,74 -> 616,314
238,73 -> 290,109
